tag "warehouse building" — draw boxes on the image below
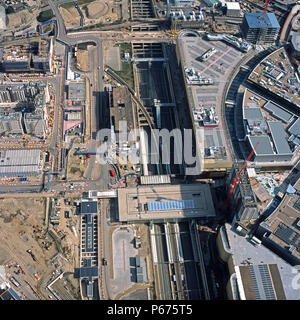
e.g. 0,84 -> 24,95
240,12 -> 280,44
0,149 -> 41,177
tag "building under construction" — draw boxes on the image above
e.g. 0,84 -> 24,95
227,163 -> 258,225
1,38 -> 53,73
240,12 -> 280,45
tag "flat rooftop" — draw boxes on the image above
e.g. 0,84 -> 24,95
260,191 -> 300,261
288,117 -> 300,135
243,12 -> 280,29
248,135 -> 274,155
68,81 -> 86,101
222,223 -> 300,300
248,47 -> 300,108
242,88 -> 297,156
267,121 -> 292,154
80,200 -> 98,215
117,183 -> 216,222
177,36 -> 244,169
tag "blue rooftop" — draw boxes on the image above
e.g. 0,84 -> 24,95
244,12 -> 280,29
147,200 -> 195,211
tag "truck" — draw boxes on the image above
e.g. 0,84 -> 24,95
109,169 -> 115,177
34,273 -> 40,280
10,277 -> 21,287
134,236 -> 142,248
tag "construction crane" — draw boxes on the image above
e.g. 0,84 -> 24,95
222,142 -> 259,214
260,0 -> 271,19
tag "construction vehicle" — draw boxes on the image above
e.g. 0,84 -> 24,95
45,242 -> 53,251
26,249 -> 37,263
170,19 -> 179,37
23,134 -> 29,146
34,273 -> 40,280
134,236 -> 142,248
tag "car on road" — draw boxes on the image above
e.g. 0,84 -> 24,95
64,211 -> 69,218
102,258 -> 108,266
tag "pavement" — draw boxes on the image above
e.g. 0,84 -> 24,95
110,227 -> 138,299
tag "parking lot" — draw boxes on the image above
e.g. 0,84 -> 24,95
178,36 -> 245,166
110,227 -> 138,298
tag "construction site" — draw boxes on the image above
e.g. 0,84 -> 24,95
0,195 -> 81,300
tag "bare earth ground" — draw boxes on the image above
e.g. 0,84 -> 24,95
59,6 -> 81,28
7,10 -> 33,28
67,149 -> 86,179
0,197 -> 81,299
77,49 -> 90,72
81,0 -> 119,26
0,198 -> 56,298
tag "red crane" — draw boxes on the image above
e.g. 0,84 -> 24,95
261,0 -> 271,18
222,142 -> 259,214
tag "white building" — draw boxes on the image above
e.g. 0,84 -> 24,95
226,2 -> 241,17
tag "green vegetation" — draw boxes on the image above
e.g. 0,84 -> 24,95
60,2 -> 75,9
37,9 -> 54,22
77,0 -> 95,5
119,42 -> 132,56
112,43 -> 134,89
115,62 -> 134,90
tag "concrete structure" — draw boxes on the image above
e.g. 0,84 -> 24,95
0,149 -> 41,177
117,183 -> 216,223
240,12 -> 280,45
177,35 -> 245,177
291,32 -> 300,59
217,223 -> 300,299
